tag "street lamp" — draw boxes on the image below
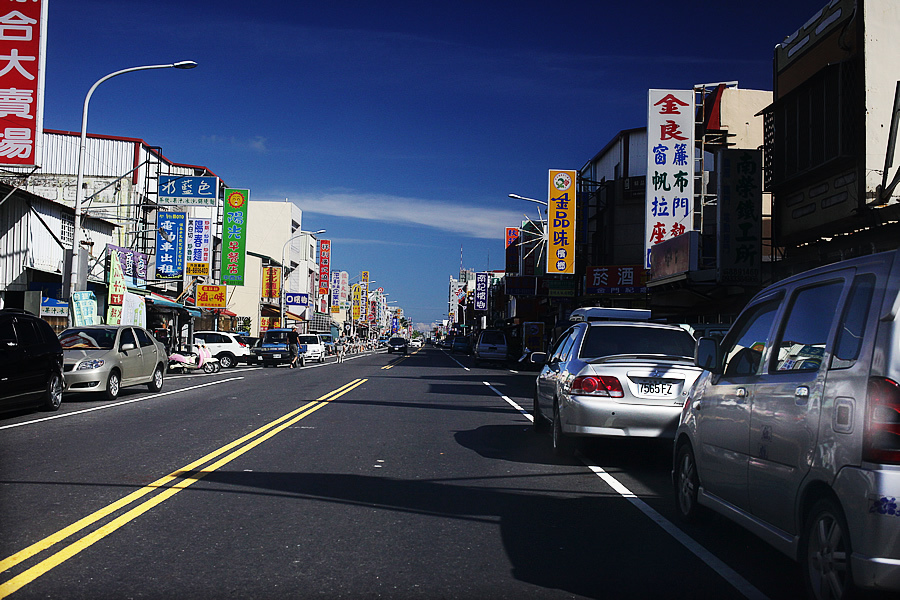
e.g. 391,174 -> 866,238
69,60 -> 198,320
280,228 -> 326,326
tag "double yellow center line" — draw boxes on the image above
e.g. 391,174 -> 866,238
0,378 -> 368,598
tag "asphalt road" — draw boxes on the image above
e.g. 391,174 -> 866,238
0,346 -> 812,599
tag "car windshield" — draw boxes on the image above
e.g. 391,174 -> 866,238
59,328 -> 117,350
264,331 -> 289,343
297,335 -> 318,344
580,326 -> 696,358
390,338 -> 405,344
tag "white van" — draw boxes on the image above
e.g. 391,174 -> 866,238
674,249 -> 900,599
297,334 -> 325,363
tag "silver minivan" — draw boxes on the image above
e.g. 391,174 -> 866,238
473,330 -> 509,366
673,250 -> 900,599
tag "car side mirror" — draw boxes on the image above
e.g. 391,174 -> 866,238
530,352 -> 548,365
121,342 -> 136,352
695,337 -> 723,374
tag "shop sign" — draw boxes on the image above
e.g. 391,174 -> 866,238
158,175 -> 218,206
547,170 -> 576,274
717,149 -> 762,285
261,266 -> 281,301
318,240 -> 331,296
155,212 -> 186,280
645,89 -> 694,269
474,272 -> 488,311
70,291 -> 99,326
360,271 -> 369,320
286,293 -> 308,307
106,244 -> 148,286
585,265 -> 648,295
107,247 -> 127,324
220,188 -> 249,286
196,285 -> 227,309
0,0 -> 47,167
185,218 -> 211,278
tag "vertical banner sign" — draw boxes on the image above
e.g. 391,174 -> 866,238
155,212 -> 186,280
318,240 -> 331,297
717,149 -> 762,285
351,283 -> 361,320
185,217 -> 211,278
505,227 -> 520,275
221,189 -> 249,286
474,272 -> 488,311
0,1 -> 47,166
340,271 -> 350,307
107,248 -> 126,325
261,266 -> 281,300
360,271 -> 369,321
330,270 -> 341,308
107,244 -> 148,287
547,170 -> 576,274
646,89 -> 694,269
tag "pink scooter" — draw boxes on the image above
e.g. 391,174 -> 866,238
168,342 -> 221,374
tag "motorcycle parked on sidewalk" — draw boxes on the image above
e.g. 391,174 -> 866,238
168,342 -> 221,374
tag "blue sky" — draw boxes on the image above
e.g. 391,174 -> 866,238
46,0 -> 828,328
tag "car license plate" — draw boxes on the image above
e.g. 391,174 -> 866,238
637,380 -> 675,396
272,353 -> 282,358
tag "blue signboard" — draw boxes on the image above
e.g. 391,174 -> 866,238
158,175 -> 219,206
475,272 -> 488,311
286,293 -> 309,307
155,212 -> 186,280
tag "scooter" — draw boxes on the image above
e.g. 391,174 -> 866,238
168,342 -> 221,374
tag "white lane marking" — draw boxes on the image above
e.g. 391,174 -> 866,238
0,378 -> 244,431
480,381 -> 769,600
443,350 -> 470,371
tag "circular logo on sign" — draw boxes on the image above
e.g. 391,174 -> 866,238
556,248 -> 567,259
553,172 -> 572,191
556,260 -> 567,271
227,190 -> 247,209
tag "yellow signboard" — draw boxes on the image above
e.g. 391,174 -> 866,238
547,169 -> 577,274
186,262 -> 210,277
195,285 -> 227,309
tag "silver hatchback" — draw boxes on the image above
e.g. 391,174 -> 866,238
532,321 -> 702,454
674,249 -> 900,599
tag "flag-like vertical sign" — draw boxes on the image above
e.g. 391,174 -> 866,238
360,271 -> 370,321
318,239 -> 331,297
185,217 -> 211,277
351,283 -> 361,320
646,89 -> 694,269
107,248 -> 126,325
155,212 -> 186,280
0,1 -> 47,166
330,270 -> 341,308
221,188 -> 249,286
474,272 -> 488,311
547,170 -> 576,274
261,266 -> 281,300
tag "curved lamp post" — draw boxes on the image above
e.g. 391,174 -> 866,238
69,61 -> 198,321
280,229 -> 326,326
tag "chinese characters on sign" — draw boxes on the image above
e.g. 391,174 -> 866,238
330,270 -> 341,308
185,217 -> 211,278
584,265 -> 648,295
107,247 -> 127,325
107,244 -> 148,287
195,285 -> 227,309
351,283 -> 361,320
645,89 -> 694,269
158,175 -> 219,206
155,212 -> 186,280
0,1 -> 46,166
717,149 -> 762,285
474,272 -> 488,311
547,170 -> 576,275
220,188 -> 249,286
318,239 -> 331,299
360,271 -> 369,321
261,266 -> 281,301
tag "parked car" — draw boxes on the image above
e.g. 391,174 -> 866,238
253,328 -> 296,367
297,334 -> 326,363
473,329 -> 508,366
193,330 -> 251,367
0,308 -> 64,413
59,325 -> 167,400
531,321 -> 701,454
673,249 -> 900,600
236,335 -> 260,364
387,337 -> 408,354
449,336 -> 471,354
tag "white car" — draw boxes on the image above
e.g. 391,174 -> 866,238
297,334 -> 326,363
409,338 -> 422,348
193,331 -> 251,368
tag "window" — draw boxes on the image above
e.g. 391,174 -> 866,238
14,319 -> 41,346
831,274 -> 875,369
772,282 -> 843,372
119,328 -> 137,350
722,297 -> 782,377
581,325 -> 696,358
135,328 -> 156,348
551,329 -> 576,362
0,318 -> 16,345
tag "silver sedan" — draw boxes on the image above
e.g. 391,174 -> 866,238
532,321 -> 703,454
60,325 -> 167,400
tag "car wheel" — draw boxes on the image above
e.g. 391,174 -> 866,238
218,353 -> 234,368
147,365 -> 164,392
43,371 -> 63,411
104,370 -> 121,401
203,361 -> 216,374
674,443 -> 703,522
532,389 -> 548,433
801,497 -> 854,600
319,354 -> 325,363
552,400 -> 574,456
300,357 -> 306,367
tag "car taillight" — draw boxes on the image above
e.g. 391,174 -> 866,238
864,377 -> 900,464
571,375 -> 624,398
238,342 -> 247,347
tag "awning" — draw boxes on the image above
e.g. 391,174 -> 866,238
147,292 -> 202,317
214,309 -> 237,317
284,311 -> 306,321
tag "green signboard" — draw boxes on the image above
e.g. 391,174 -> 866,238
220,188 -> 249,286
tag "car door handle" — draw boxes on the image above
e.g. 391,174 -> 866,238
736,388 -> 747,397
796,386 -> 810,405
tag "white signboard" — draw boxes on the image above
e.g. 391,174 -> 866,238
645,89 -> 695,269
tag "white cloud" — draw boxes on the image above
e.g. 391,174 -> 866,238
282,192 -> 529,240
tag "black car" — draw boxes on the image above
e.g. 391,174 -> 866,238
0,308 -> 64,413
387,337 -> 408,354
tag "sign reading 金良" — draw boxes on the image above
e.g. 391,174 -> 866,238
220,189 -> 249,286
547,170 -> 576,275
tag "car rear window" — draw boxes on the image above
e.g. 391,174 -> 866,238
479,331 -> 506,345
580,326 -> 696,358
297,335 -> 319,344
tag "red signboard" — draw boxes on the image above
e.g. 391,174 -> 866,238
318,239 -> 331,297
0,2 -> 46,167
